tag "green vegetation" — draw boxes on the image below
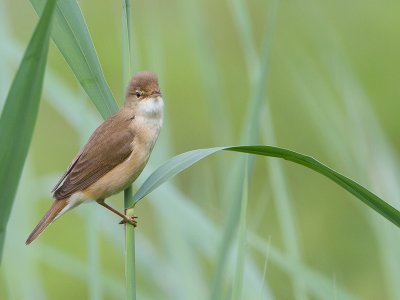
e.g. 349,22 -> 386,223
0,0 -> 56,262
1,0 -> 400,299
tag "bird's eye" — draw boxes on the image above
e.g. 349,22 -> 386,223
135,91 -> 141,98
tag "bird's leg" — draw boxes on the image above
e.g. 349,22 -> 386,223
96,199 -> 137,226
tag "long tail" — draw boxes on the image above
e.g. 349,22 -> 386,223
25,199 -> 69,245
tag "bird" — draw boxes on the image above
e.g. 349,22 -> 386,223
26,71 -> 164,245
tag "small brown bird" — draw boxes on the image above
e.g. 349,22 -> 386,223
26,71 -> 164,245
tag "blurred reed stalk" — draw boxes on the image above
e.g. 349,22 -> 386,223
122,0 -> 136,299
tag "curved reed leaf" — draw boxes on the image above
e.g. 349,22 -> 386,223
0,0 -> 57,262
132,145 -> 400,228
30,0 -> 118,119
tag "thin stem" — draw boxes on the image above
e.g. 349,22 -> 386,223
232,158 -> 248,300
122,0 -> 134,85
124,187 -> 136,300
123,0 -> 135,299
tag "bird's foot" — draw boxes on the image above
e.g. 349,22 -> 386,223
119,216 -> 138,227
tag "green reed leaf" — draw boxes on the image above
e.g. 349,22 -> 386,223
132,145 -> 400,228
0,0 -> 57,262
30,0 -> 118,119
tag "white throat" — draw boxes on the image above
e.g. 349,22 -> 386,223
134,96 -> 164,134
137,96 -> 164,119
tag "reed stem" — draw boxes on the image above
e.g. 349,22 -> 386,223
122,0 -> 135,299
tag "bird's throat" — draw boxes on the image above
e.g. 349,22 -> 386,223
137,96 -> 164,119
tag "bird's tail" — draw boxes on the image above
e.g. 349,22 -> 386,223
25,199 -> 69,245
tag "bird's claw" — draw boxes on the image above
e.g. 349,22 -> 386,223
119,216 -> 138,227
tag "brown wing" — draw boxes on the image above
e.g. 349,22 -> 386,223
51,151 -> 83,193
53,111 -> 134,200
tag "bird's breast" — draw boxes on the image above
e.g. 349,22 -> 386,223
83,98 -> 163,200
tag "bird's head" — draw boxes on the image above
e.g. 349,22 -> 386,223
125,71 -> 161,105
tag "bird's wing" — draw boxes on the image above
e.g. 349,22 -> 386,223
51,151 -> 83,193
53,112 -> 134,200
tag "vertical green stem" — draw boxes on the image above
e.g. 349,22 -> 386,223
124,187 -> 136,300
232,159 -> 248,300
122,0 -> 134,81
122,0 -> 135,299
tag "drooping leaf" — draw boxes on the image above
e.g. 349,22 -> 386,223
0,0 -> 57,262
132,145 -> 400,228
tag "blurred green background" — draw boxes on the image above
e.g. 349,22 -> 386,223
1,0 -> 400,299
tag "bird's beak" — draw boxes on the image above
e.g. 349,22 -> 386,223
151,90 -> 161,97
